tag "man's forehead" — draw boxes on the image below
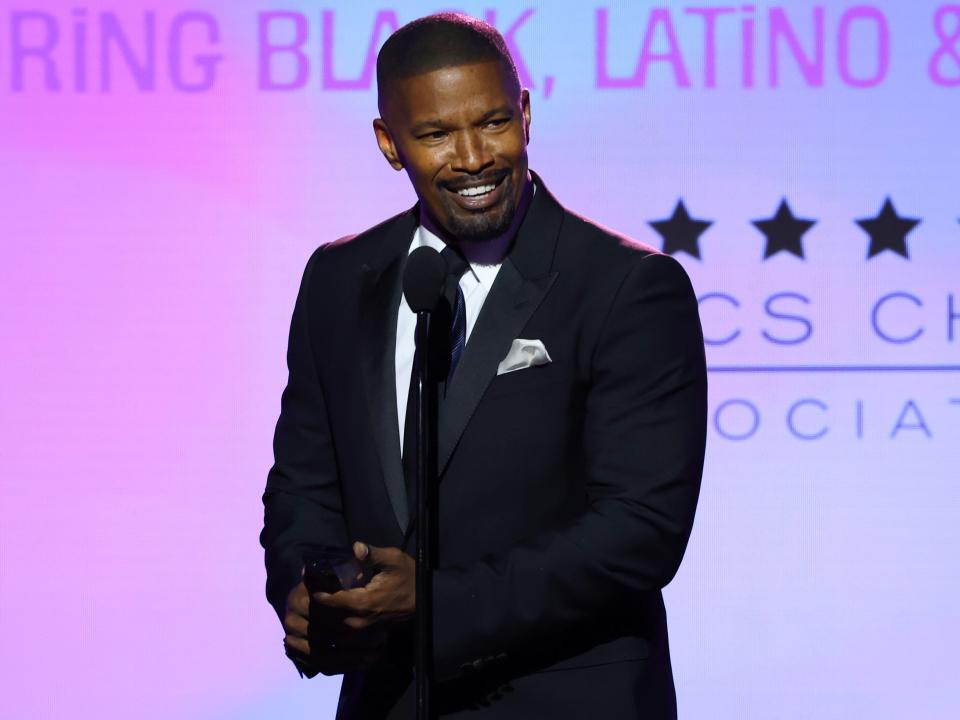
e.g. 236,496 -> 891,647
384,60 -> 517,121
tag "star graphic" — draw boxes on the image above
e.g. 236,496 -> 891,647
855,197 -> 920,259
649,199 -> 712,259
752,198 -> 817,260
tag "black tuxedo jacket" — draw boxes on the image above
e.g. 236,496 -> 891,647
260,173 -> 707,718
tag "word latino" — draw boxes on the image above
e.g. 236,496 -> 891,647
596,4 -> 960,89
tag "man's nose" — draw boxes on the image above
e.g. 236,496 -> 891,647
450,130 -> 493,174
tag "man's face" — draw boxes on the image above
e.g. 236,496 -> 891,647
374,60 -> 531,243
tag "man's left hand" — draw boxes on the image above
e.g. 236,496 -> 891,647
312,542 -> 416,630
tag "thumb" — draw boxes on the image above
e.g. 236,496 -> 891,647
353,541 -> 372,563
354,541 -> 391,567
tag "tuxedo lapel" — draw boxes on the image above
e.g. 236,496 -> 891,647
437,259 -> 557,476
358,208 -> 418,534
363,174 -> 565,539
437,172 -> 565,478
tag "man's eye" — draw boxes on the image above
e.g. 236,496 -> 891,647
486,119 -> 508,128
421,131 -> 447,140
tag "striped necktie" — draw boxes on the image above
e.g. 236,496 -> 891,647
440,244 -> 469,383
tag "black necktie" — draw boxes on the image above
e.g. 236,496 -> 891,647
440,245 -> 469,383
402,244 -> 470,522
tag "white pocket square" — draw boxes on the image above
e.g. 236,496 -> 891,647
496,338 -> 552,376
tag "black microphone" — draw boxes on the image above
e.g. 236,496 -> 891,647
401,244 -> 445,720
403,246 -> 446,312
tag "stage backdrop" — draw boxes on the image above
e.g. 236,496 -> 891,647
2,1 -> 957,717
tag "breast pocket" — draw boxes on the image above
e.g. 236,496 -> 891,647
483,363 -> 568,399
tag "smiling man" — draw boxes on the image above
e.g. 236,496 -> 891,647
374,54 -> 529,250
260,12 -> 707,719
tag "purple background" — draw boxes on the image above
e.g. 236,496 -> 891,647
1,1 -> 958,717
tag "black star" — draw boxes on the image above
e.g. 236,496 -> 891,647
855,197 -> 920,259
752,198 -> 816,260
649,199 -> 712,259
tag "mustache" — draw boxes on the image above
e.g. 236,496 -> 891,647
439,169 -> 510,192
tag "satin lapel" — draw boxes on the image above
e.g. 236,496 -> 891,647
358,211 -> 417,534
437,260 -> 558,477
435,171 -> 565,477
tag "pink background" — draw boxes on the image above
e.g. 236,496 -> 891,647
2,1 -> 958,717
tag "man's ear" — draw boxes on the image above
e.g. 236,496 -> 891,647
373,119 -> 404,170
520,88 -> 531,145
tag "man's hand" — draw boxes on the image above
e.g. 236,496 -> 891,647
313,542 -> 416,630
281,545 -> 389,676
281,542 -> 414,677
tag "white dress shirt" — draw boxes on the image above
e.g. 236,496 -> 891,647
394,225 -> 504,450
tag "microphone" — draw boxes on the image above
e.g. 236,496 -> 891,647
401,244 -> 445,720
403,246 -> 446,312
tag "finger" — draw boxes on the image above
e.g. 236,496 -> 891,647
361,543 -> 399,568
285,647 -> 312,671
353,541 -> 369,562
288,582 -> 311,618
283,612 -> 309,639
313,588 -> 371,614
284,644 -> 328,678
284,634 -> 310,657
343,615 -> 379,631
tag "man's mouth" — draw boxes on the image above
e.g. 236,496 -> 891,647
456,182 -> 499,198
443,173 -> 509,211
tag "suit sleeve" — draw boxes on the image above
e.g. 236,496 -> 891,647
432,252 -> 707,680
259,248 -> 348,629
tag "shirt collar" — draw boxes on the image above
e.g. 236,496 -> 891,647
413,223 -> 483,284
411,182 -> 535,285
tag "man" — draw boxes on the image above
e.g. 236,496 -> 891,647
260,12 -> 707,719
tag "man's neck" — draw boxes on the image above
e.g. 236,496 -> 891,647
419,171 -> 534,266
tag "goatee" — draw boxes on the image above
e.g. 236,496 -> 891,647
440,174 -> 518,243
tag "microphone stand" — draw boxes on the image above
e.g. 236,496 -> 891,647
413,310 -> 436,720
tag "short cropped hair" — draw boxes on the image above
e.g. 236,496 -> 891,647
376,12 -> 521,115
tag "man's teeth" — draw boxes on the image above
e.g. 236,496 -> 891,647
457,183 -> 496,197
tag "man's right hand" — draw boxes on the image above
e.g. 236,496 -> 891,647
282,576 -> 388,677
